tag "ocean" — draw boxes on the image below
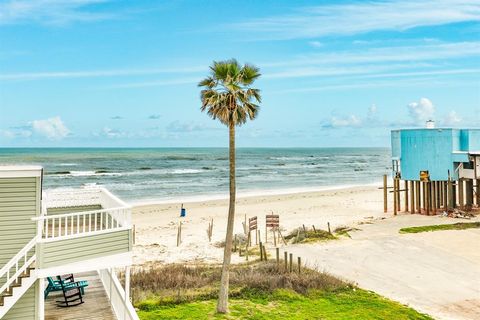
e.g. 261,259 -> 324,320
0,148 -> 391,204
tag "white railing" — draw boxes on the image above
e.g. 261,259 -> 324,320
0,238 -> 36,296
45,188 -> 102,209
33,207 -> 131,241
98,269 -> 139,320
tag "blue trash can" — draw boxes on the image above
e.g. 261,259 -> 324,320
180,207 -> 186,217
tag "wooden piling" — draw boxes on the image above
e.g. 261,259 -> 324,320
284,251 -> 288,271
393,178 -> 397,215
458,179 -> 464,209
383,174 -> 388,213
432,181 -> 437,214
276,247 -> 280,266
327,222 -> 331,234
298,257 -> 301,273
404,180 -> 409,212
259,241 -> 263,261
396,178 -> 401,212
416,181 -> 421,213
410,180 -> 415,213
289,253 -> 293,272
465,179 -> 474,207
447,178 -> 454,210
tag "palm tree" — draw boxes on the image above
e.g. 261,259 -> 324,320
199,59 -> 261,313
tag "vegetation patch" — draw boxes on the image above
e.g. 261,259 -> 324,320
399,222 -> 480,234
285,225 -> 360,244
133,262 -> 432,320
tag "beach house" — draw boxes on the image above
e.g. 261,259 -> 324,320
390,125 -> 480,214
0,166 -> 138,320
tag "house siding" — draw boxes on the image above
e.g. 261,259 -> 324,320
38,230 -> 131,269
2,281 -> 36,320
0,176 -> 40,289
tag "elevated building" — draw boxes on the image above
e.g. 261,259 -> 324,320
390,125 -> 479,214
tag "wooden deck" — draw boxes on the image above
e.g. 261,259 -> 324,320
45,271 -> 116,320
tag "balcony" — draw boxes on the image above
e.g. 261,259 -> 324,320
34,188 -> 133,273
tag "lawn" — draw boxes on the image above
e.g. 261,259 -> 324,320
131,262 -> 432,320
137,288 -> 433,320
399,222 -> 480,234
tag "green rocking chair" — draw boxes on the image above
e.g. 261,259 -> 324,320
44,274 -> 88,299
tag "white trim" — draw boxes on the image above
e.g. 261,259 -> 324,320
36,252 -> 133,278
36,226 -> 131,243
0,166 -> 42,178
37,277 -> 45,320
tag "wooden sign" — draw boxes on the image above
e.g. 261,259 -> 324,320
249,216 -> 257,231
420,170 -> 430,182
266,214 -> 279,228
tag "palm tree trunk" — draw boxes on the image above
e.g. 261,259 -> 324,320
217,121 -> 236,313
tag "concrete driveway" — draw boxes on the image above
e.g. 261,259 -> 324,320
284,214 -> 480,320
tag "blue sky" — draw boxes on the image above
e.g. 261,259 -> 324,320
0,0 -> 479,147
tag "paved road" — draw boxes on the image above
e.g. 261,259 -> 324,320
284,215 -> 480,320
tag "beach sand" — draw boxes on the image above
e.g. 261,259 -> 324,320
131,185 -> 384,265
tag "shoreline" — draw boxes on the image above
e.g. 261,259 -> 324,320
128,181 -> 383,206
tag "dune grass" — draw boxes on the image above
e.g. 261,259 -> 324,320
399,222 -> 480,234
132,262 -> 432,320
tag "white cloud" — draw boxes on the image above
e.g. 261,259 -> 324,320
100,127 -> 127,138
31,116 -> 69,140
443,110 -> 462,126
407,98 -> 435,124
232,0 -> 480,40
322,115 -> 362,129
1,128 -> 32,139
0,0 -> 114,25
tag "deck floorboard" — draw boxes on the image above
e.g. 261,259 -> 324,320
45,271 -> 115,320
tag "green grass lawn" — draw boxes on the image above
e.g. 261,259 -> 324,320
137,288 -> 432,320
399,222 -> 480,234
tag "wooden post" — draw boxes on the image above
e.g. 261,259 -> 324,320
416,181 -> 421,213
234,234 -> 237,252
273,229 -> 277,247
443,181 -> 448,209
177,222 -> 182,246
258,230 -> 261,246
296,228 -> 300,243
432,181 -> 437,214
312,225 -> 317,233
476,179 -> 480,207
265,223 -> 268,244
393,178 -> 398,216
410,180 -> 415,214
465,179 -> 474,207
458,179 -> 464,210
289,253 -> 293,272
383,174 -> 388,213
426,182 -> 431,215
297,257 -> 301,273
396,178 -> 401,212
133,224 -> 136,245
404,180 -> 409,212
276,247 -> 280,266
448,178 -> 454,210
327,222 -> 331,234
259,241 -> 263,261
284,251 -> 288,271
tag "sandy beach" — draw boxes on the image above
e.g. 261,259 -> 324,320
131,185 -> 385,265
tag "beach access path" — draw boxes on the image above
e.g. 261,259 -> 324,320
284,214 -> 480,320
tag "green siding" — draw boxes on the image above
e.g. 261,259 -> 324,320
47,205 -> 102,215
3,280 -> 37,320
38,230 -> 131,268
0,177 -> 40,290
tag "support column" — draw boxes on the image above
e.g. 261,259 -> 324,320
416,181 -> 421,213
396,178 -> 401,212
465,179 -> 474,208
37,278 -> 45,320
443,181 -> 448,209
476,179 -> 480,207
432,181 -> 437,215
393,177 -> 397,216
410,180 -> 415,213
125,266 -> 131,302
404,180 -> 409,212
448,179 -> 454,210
458,179 -> 464,210
383,175 -> 388,213
426,181 -> 431,215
